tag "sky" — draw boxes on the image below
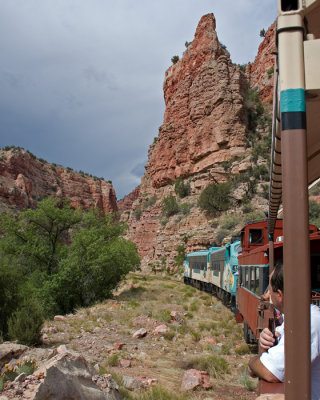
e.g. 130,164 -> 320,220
0,0 -> 277,200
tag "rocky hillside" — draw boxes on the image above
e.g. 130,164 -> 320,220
0,273 -> 258,399
0,146 -> 118,214
120,14 -> 276,270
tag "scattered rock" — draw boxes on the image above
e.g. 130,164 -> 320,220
181,369 -> 212,391
154,325 -> 169,335
132,328 -> 147,339
119,359 -> 131,368
53,315 -> 66,321
34,352 -> 120,399
170,311 -> 184,324
122,376 -> 145,390
14,373 -> 27,383
255,395 -> 285,400
113,343 -> 124,350
0,343 -> 28,368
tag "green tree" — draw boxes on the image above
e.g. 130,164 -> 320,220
0,197 -> 82,276
198,182 -> 232,216
0,197 -> 140,328
44,211 -> 140,314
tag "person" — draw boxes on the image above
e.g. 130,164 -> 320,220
248,263 -> 320,400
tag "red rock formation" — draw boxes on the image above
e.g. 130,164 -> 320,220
0,148 -> 118,213
247,22 -> 276,104
120,13 -> 274,269
117,185 -> 140,214
147,13 -> 248,189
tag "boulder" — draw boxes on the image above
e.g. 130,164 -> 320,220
132,328 -> 147,339
33,353 -> 122,400
0,343 -> 28,369
181,369 -> 212,391
153,325 -> 169,335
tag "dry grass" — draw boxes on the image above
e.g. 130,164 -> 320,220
44,272 -> 258,399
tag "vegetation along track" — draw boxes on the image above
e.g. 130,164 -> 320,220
42,273 -> 258,400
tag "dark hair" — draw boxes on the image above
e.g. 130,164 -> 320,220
270,262 -> 284,293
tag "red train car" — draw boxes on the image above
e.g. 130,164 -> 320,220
236,219 -> 320,344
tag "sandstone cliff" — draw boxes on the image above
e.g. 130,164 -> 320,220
247,22 -> 276,104
0,147 -> 118,214
120,14 -> 275,270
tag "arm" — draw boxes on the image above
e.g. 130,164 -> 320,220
248,355 -> 281,382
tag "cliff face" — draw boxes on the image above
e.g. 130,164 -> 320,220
247,22 -> 276,103
120,14 -> 275,269
0,148 -> 118,214
148,14 -> 247,188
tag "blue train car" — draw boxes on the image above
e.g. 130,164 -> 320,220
184,240 -> 241,307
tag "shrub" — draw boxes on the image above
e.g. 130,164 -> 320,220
221,214 -> 242,230
260,28 -> 266,37
8,299 -> 44,346
139,386 -> 188,400
235,343 -> 251,355
192,355 -> 229,378
143,195 -> 157,210
198,182 -> 232,216
175,244 -> 185,267
171,55 -> 179,64
239,368 -> 256,391
309,199 -> 320,227
161,195 -> 179,217
267,66 -> 274,78
174,178 -> 190,198
134,207 -> 142,220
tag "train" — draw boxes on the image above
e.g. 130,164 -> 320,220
184,219 -> 320,344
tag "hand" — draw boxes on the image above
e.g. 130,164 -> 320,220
259,328 -> 279,350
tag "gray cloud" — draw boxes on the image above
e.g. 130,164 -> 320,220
0,0 -> 276,199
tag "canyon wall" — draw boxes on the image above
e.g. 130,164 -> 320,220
0,147 -> 118,214
120,14 -> 276,270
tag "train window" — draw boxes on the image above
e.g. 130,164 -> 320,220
249,229 -> 264,245
245,268 -> 249,288
255,267 -> 260,294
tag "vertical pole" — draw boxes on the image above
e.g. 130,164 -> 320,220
269,240 -> 274,272
278,12 -> 311,400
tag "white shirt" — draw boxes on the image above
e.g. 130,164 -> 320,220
260,305 -> 320,400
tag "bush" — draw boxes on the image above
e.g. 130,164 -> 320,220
161,195 -> 179,217
235,343 -> 251,355
198,182 -> 232,216
260,28 -> 266,37
8,299 -> 44,346
174,179 -> 190,198
221,214 -> 242,230
267,66 -> 274,78
309,199 -> 320,227
171,55 -> 179,64
175,244 -> 185,267
192,355 -> 229,378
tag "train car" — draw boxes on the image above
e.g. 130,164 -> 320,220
237,219 -> 320,344
184,240 -> 241,307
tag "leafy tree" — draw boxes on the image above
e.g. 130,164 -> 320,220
198,182 -> 232,216
0,197 -> 140,329
0,197 -> 82,276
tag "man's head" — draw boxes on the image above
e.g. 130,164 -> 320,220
269,262 -> 284,313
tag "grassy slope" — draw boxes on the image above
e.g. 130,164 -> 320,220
45,273 -> 258,400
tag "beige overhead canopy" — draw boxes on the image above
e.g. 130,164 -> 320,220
268,0 -> 320,237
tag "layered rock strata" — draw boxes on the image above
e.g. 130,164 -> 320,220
0,148 -> 118,214
120,14 -> 274,269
